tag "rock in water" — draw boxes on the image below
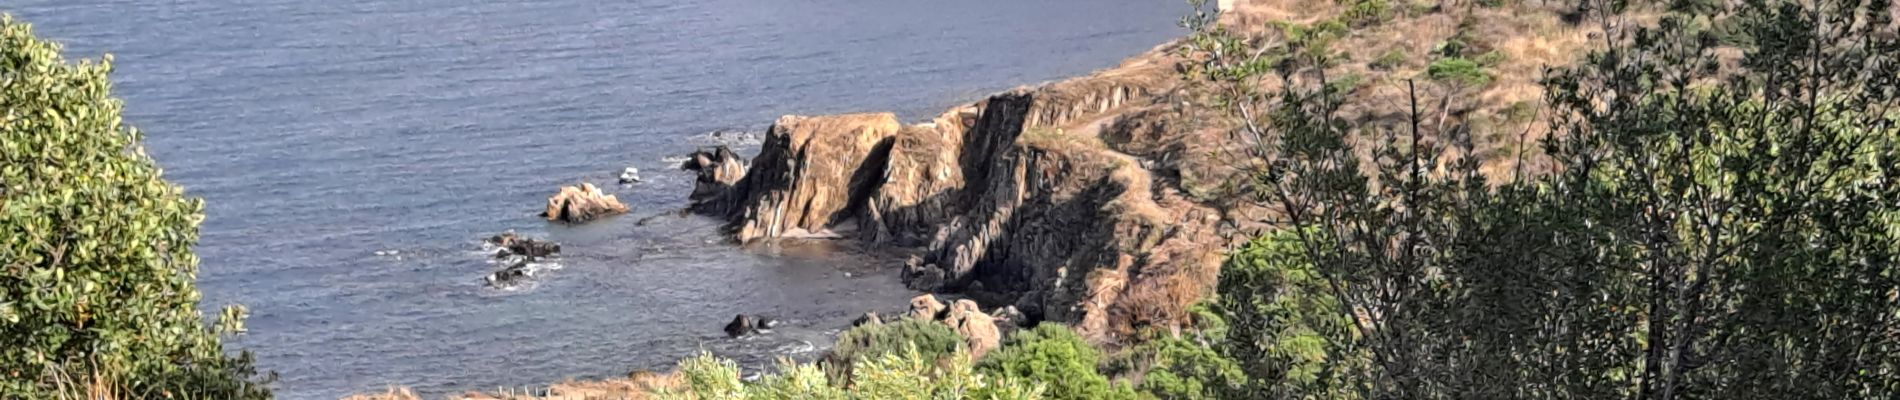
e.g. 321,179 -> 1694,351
753,316 -> 780,330
682,146 -> 747,215
619,167 -> 642,184
543,183 -> 628,223
486,232 -> 561,260
486,260 -> 534,288
724,314 -> 756,338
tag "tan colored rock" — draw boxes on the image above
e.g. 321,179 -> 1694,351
943,299 -> 1001,358
544,183 -> 628,223
862,125 -> 966,246
908,293 -> 946,321
731,113 -> 902,242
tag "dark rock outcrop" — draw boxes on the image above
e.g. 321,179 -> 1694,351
682,146 -> 747,215
724,314 -> 779,337
485,259 -> 534,288
486,232 -> 560,260
723,314 -> 755,338
544,183 -> 629,223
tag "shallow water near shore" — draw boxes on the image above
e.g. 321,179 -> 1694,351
5,0 -> 1183,398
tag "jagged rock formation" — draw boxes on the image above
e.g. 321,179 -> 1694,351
860,125 -> 967,246
697,48 -> 1226,340
729,113 -> 902,242
683,146 -> 748,214
543,183 -> 628,223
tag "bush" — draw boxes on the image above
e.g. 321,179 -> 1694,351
828,319 -> 964,366
1129,336 -> 1245,400
1210,230 -> 1367,399
1370,48 -> 1407,70
1426,57 -> 1492,87
977,325 -> 1137,400
1340,0 -> 1394,27
661,346 -> 1044,400
824,319 -> 964,382
0,14 -> 268,398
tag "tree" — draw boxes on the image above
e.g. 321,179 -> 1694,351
1178,0 -> 1900,398
0,14 -> 268,398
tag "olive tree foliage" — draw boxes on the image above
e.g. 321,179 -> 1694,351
1177,0 -> 1900,398
1,15 -> 268,398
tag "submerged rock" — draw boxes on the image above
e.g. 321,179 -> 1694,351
485,259 -> 534,288
724,314 -> 777,337
543,183 -> 629,223
754,316 -> 780,330
486,232 -> 560,260
724,314 -> 754,337
619,167 -> 642,184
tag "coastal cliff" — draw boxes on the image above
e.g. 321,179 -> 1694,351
691,48 -> 1230,340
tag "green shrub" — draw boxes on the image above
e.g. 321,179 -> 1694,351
1427,57 -> 1493,87
662,346 -> 1044,400
1129,336 -> 1245,400
825,319 -> 964,383
1340,0 -> 1394,26
1370,48 -> 1408,70
1325,73 -> 1367,97
0,14 -> 268,398
977,325 -> 1137,400
828,319 -> 964,366
1212,230 -> 1366,398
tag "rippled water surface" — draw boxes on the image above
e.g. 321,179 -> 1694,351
4,1 -> 1183,398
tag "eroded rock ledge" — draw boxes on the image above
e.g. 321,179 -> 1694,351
687,47 -> 1228,340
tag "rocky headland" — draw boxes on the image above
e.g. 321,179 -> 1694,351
686,43 -> 1236,342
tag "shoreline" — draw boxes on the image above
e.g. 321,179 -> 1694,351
346,32 -> 1213,399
